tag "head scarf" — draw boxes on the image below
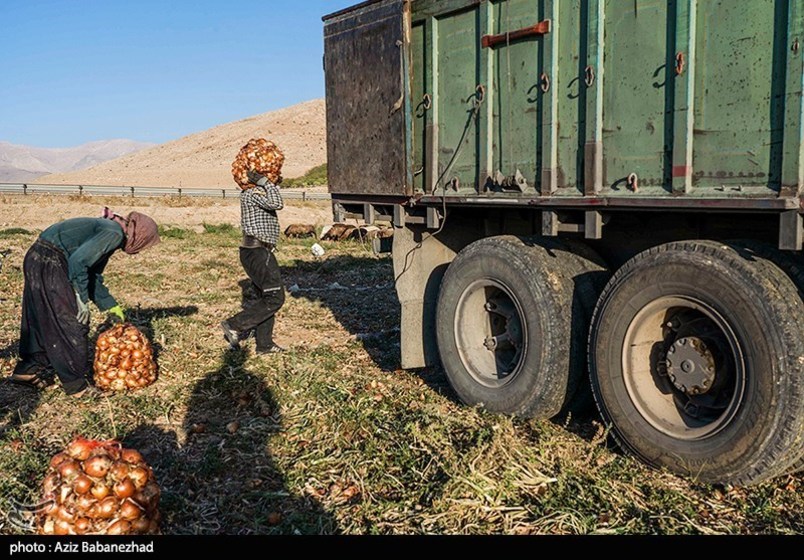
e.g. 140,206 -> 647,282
102,208 -> 161,255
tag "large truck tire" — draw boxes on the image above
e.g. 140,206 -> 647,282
589,241 -> 804,485
729,241 -> 804,474
435,236 -> 606,419
557,240 -> 610,416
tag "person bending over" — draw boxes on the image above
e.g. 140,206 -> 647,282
10,210 -> 160,397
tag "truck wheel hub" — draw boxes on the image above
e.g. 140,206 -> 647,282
666,336 -> 715,396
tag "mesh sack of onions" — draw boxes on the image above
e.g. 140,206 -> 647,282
231,138 -> 285,189
94,324 -> 157,392
38,437 -> 161,535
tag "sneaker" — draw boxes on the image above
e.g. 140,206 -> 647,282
220,321 -> 241,349
72,385 -> 104,400
256,344 -> 285,355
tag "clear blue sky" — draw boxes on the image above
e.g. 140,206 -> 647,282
0,0 -> 354,148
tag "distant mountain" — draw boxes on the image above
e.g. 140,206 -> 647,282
37,99 -> 326,188
0,139 -> 154,183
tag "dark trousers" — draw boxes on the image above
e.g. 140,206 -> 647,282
14,240 -> 89,394
227,247 -> 285,350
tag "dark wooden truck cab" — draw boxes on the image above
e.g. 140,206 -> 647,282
324,0 -> 804,485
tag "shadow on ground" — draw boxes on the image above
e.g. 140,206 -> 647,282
0,380 -> 43,440
279,254 -> 401,372
0,342 -> 18,361
124,348 -> 337,535
277,253 -> 464,403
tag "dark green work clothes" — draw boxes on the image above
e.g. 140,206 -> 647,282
15,218 -> 126,394
39,218 -> 124,310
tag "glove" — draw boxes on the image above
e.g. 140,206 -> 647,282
247,169 -> 269,187
107,305 -> 125,323
75,292 -> 90,326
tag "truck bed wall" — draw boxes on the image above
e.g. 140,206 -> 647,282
325,0 -> 804,204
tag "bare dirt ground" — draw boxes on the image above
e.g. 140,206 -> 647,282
0,195 -> 332,233
37,100 -> 326,189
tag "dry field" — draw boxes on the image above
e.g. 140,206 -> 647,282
0,197 -> 802,534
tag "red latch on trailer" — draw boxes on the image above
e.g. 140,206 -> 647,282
481,20 -> 551,49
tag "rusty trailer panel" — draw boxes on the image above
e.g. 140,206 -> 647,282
324,0 -> 413,196
325,0 -> 804,208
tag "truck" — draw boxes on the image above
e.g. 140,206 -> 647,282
322,0 -> 804,485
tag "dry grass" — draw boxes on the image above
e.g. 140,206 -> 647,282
0,225 -> 803,534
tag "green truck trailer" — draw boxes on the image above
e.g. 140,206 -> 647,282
323,0 -> 804,485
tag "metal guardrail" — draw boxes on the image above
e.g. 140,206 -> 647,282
0,183 -> 332,201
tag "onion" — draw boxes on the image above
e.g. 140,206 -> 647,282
110,462 -> 129,481
120,500 -> 143,521
72,475 -> 92,495
135,483 -> 161,510
106,519 -> 131,535
128,466 -> 149,489
56,506 -> 75,523
75,494 -> 96,512
74,518 -> 91,535
94,324 -> 158,391
122,449 -> 144,465
90,483 -> 110,500
40,438 -> 161,535
41,500 -> 58,517
232,139 -> 285,188
97,497 -> 118,519
43,473 -> 60,495
66,439 -> 93,461
83,455 -> 112,478
57,459 -> 80,479
131,517 -> 150,534
50,453 -> 70,469
54,519 -> 73,535
113,478 -> 136,499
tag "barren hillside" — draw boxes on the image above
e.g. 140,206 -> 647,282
37,99 -> 326,188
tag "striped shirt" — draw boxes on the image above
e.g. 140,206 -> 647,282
240,183 -> 284,246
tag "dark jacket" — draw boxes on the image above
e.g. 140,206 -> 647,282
39,218 -> 124,310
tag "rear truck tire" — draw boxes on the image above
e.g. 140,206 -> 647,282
558,240 -> 610,416
729,240 -> 804,474
435,236 -> 607,419
589,241 -> 804,485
